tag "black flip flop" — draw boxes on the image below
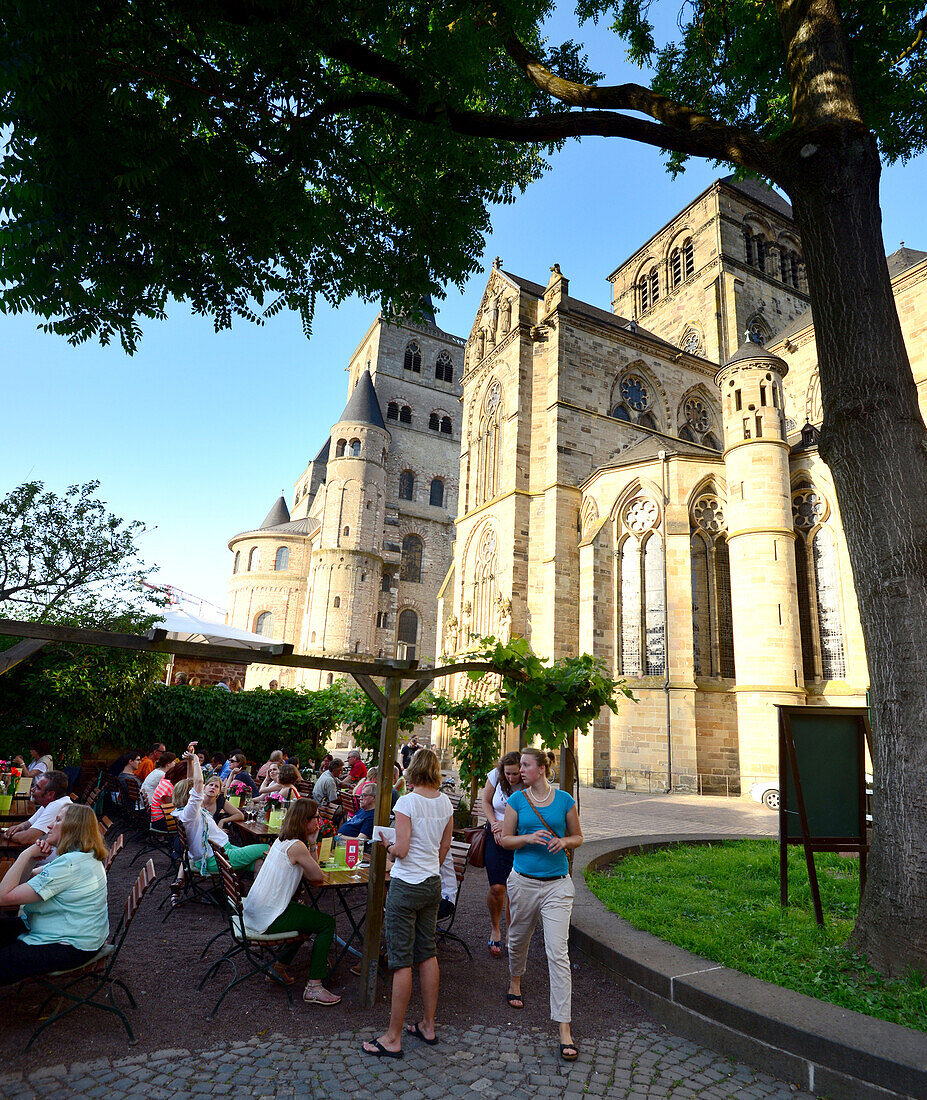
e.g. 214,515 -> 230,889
406,1022 -> 439,1045
506,992 -> 524,1008
560,1042 -> 578,1062
363,1039 -> 404,1059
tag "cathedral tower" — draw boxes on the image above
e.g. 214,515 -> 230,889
718,341 -> 805,774
301,369 -> 391,661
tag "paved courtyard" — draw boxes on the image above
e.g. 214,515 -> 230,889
0,790 -> 809,1100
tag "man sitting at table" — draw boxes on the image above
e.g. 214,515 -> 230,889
338,786 -> 377,839
346,749 -> 367,785
312,758 -> 343,805
4,772 -> 72,847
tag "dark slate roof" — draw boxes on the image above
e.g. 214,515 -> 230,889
230,515 -> 318,544
313,437 -> 330,465
887,245 -> 927,278
721,175 -> 793,218
724,340 -> 789,369
582,432 -> 721,484
501,271 -> 678,351
260,495 -> 290,529
336,369 -> 386,429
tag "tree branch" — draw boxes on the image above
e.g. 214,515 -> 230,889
893,13 -> 927,66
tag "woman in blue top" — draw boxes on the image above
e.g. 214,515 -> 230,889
501,747 -> 583,1062
0,803 -> 109,984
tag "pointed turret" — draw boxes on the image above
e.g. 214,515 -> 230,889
336,369 -> 386,430
260,495 -> 290,529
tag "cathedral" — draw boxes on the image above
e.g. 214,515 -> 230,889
226,175 -> 927,793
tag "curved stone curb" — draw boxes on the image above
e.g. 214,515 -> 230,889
570,836 -> 927,1100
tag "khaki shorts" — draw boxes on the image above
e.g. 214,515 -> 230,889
384,875 -> 441,969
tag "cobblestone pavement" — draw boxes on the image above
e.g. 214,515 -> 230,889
576,787 -> 776,843
0,1024 -> 816,1100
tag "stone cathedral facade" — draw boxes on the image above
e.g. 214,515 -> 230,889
226,175 -> 927,791
437,176 -> 927,790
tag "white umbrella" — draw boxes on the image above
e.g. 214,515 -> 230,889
148,609 -> 280,650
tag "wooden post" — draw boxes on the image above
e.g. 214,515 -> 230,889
360,673 -> 403,1007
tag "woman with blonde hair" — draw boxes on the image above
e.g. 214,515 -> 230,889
501,747 -> 583,1062
241,799 -> 340,1004
0,804 -> 109,983
363,747 -> 453,1058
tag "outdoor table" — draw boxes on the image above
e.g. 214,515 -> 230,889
233,818 -> 279,844
303,863 -> 388,978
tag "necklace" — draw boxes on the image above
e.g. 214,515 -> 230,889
526,782 -> 554,806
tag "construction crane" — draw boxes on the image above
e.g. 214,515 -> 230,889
141,581 -> 227,618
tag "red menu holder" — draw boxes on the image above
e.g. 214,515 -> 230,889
344,837 -> 361,868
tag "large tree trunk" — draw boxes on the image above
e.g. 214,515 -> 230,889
782,131 -> 927,974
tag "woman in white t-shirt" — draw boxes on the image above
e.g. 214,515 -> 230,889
362,748 -> 453,1059
480,751 -> 524,957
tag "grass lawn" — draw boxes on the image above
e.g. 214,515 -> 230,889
586,839 -> 927,1031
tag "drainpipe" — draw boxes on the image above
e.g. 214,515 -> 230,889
659,450 -> 672,793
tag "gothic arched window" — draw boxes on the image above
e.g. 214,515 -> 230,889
611,373 -> 657,428
429,478 -> 444,507
254,611 -> 273,636
679,393 -> 721,450
476,381 -> 502,505
792,481 -> 847,680
638,266 -> 659,311
617,498 -> 665,677
690,494 -> 736,678
248,547 -> 259,571
399,471 -> 415,500
404,341 -> 421,373
472,526 -> 498,637
399,405 -> 412,424
275,546 -> 289,571
400,535 -> 423,583
670,240 -> 693,289
397,609 -> 419,660
435,352 -> 453,382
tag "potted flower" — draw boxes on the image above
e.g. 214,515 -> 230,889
228,779 -> 250,808
265,789 -> 286,830
0,760 -> 22,816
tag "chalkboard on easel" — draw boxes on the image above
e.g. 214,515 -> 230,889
777,705 -> 870,925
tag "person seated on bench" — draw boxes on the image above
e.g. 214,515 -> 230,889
338,785 -> 377,839
4,771 -> 72,848
0,804 -> 109,984
172,743 -> 267,875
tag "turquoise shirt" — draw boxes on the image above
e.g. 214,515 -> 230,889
20,851 -> 109,951
508,789 -> 576,879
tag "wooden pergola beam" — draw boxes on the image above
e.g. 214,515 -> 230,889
0,638 -> 48,676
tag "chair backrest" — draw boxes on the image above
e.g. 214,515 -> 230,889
119,774 -> 141,807
112,858 -> 156,945
317,804 -> 336,828
449,839 -> 470,890
210,845 -> 243,917
340,791 -> 356,817
174,816 -> 190,852
103,833 -> 125,872
162,810 -> 178,838
295,780 -> 312,797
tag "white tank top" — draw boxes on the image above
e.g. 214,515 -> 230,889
241,838 -> 302,933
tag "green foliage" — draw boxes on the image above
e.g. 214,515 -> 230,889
433,692 -> 506,801
134,683 -> 349,765
587,840 -> 927,1030
0,480 -> 161,621
339,684 -> 431,762
465,635 -> 634,752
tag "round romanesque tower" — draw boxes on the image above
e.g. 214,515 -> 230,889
302,369 -> 390,662
717,340 -> 805,780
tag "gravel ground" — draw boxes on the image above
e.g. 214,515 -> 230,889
0,830 -> 653,1071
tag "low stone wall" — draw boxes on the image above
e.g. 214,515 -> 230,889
570,836 -> 927,1100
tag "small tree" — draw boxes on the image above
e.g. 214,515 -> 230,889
339,684 -> 432,763
433,693 -> 507,805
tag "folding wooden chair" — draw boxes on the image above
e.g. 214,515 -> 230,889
339,790 -> 357,818
14,858 -> 156,1048
103,833 -> 125,872
435,839 -> 473,958
198,847 -> 311,1017
160,818 -> 221,920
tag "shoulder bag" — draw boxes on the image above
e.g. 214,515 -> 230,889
524,791 -> 574,875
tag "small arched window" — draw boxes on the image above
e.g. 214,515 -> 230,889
335,438 -> 346,457
404,341 -> 422,373
682,239 -> 694,279
233,551 -> 241,574
399,406 -> 412,424
333,596 -> 341,608
327,673 -> 334,686
348,438 -> 361,456
670,248 -> 682,289
342,525 -> 350,537
435,352 -> 453,383
400,535 -> 423,583
440,416 -> 452,435
429,412 -> 440,431
429,478 -> 444,507
248,547 -> 259,571
382,571 -> 393,592
397,608 -> 419,660
310,631 -> 316,643
399,472 -> 415,500
387,402 -> 399,421
793,482 -> 846,681
275,547 -> 289,571
638,267 -> 659,312
255,611 -> 273,636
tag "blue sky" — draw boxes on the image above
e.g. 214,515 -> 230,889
4,14 -> 926,613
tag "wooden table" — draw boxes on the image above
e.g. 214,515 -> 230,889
233,819 -> 279,844
303,863 -> 386,978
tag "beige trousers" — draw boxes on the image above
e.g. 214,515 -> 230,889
506,870 -> 575,1023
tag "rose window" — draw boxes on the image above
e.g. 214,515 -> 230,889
684,396 -> 713,433
693,496 -> 725,534
619,375 -> 650,412
792,488 -> 826,530
624,498 -> 659,533
681,329 -> 701,355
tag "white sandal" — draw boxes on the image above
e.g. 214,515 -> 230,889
303,984 -> 341,1005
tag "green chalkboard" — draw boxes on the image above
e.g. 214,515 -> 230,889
779,707 -> 867,841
